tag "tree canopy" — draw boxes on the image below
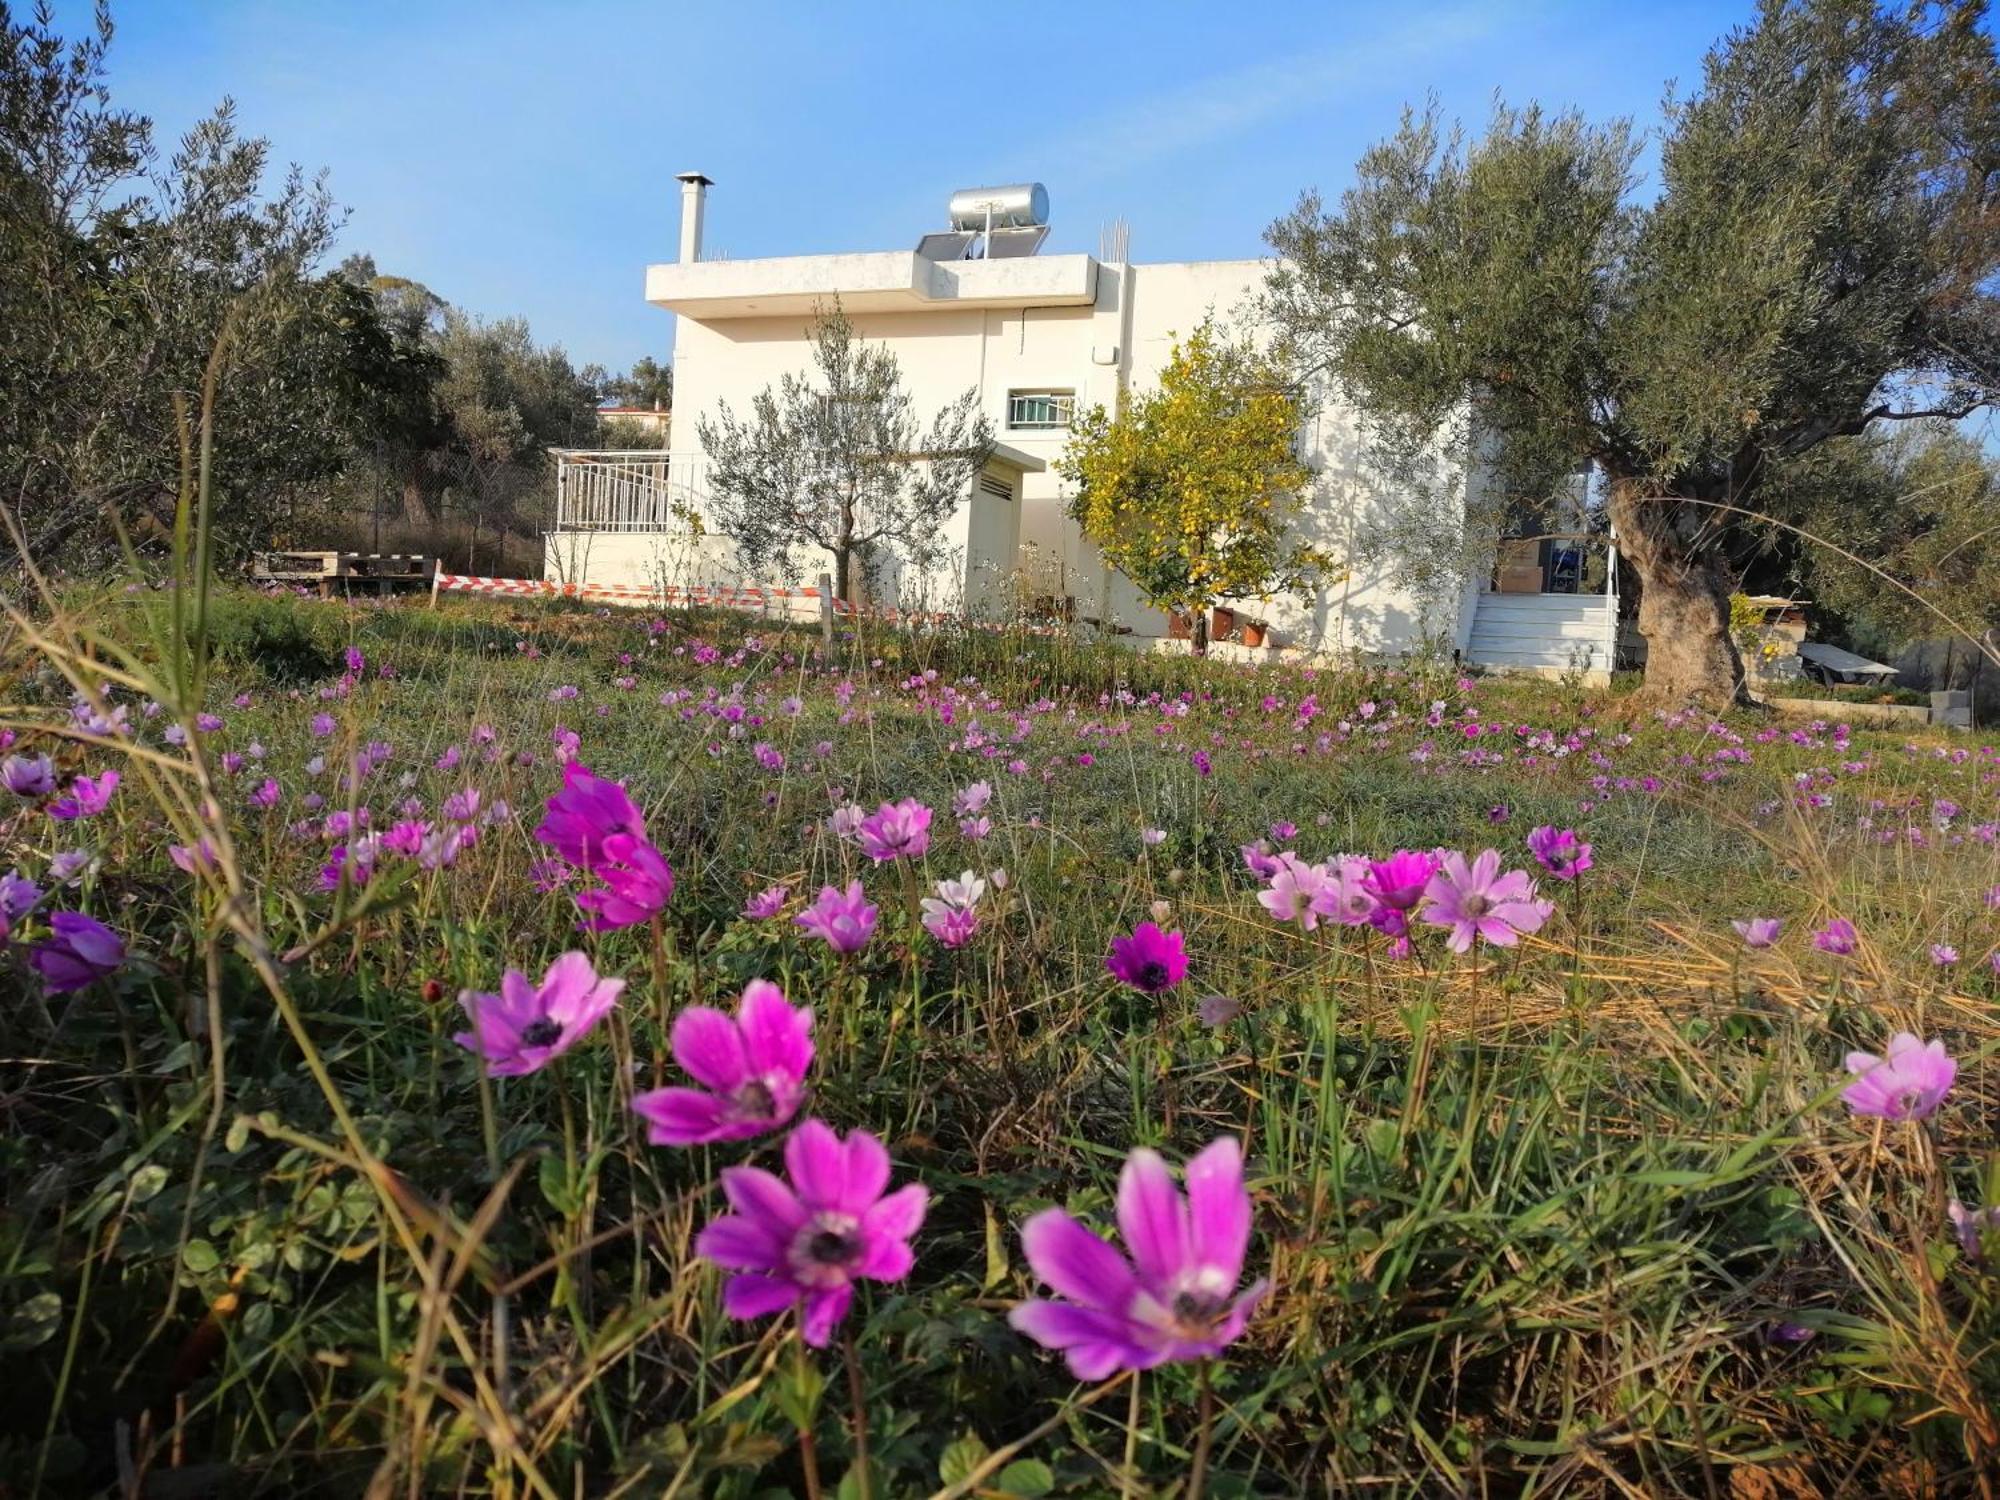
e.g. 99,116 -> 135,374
697,303 -> 993,604
1058,320 -> 1318,645
1266,0 -> 2000,705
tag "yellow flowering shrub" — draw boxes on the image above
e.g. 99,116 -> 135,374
1057,321 -> 1324,628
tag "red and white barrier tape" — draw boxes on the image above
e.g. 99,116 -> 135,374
430,569 -> 856,615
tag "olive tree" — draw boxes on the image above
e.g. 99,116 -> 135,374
697,303 -> 993,604
1265,0 -> 1999,707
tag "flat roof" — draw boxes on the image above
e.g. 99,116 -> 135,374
646,250 -> 1099,318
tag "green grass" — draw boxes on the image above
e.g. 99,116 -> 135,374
2,585 -> 1997,1497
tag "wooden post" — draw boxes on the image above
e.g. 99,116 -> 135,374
818,572 -> 835,647
429,558 -> 442,611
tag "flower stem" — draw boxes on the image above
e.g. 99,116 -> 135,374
795,1332 -> 824,1500
843,1328 -> 872,1500
1188,1360 -> 1216,1500
1122,1368 -> 1143,1496
649,914 -> 671,1088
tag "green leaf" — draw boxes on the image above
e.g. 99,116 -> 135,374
129,1162 -> 170,1202
996,1458 -> 1055,1496
0,1291 -> 64,1352
182,1238 -> 221,1274
770,1359 -> 825,1432
982,1203 -> 1009,1291
224,1115 -> 252,1153
538,1152 -> 574,1216
939,1432 -> 990,1485
1362,1118 -> 1401,1162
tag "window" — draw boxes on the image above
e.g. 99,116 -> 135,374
1007,389 -> 1075,430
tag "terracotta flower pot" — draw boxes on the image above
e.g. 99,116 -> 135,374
1240,621 -> 1267,648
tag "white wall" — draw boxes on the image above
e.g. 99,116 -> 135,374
551,249 -> 1469,656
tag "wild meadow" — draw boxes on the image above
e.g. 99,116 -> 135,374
3,582 -> 1999,1498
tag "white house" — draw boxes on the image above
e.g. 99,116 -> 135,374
544,175 -> 1619,674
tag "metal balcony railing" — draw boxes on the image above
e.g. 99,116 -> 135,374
553,450 -> 708,531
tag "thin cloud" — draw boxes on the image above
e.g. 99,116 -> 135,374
1058,7 -> 1510,182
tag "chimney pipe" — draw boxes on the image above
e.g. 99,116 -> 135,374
675,171 -> 712,264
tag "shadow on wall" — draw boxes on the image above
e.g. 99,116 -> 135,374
1893,637 -> 1998,725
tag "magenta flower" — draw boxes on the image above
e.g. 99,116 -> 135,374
1841,1032 -> 1955,1121
743,884 -> 789,919
30,911 -> 126,993
48,770 -> 119,821
1009,1137 -> 1267,1378
796,881 -> 878,954
535,762 -> 645,872
631,979 -> 813,1145
1733,917 -> 1782,950
855,798 -> 933,862
1525,826 -> 1593,882
1360,850 -> 1436,913
1813,918 -> 1859,956
1239,841 -> 1282,880
1107,922 -> 1187,993
695,1119 -> 928,1347
453,951 -> 624,1077
921,902 -> 979,948
573,833 -> 675,931
1931,944 -> 1959,967
1420,850 -> 1554,953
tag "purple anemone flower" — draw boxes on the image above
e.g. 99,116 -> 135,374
1841,1032 -> 1955,1122
1009,1136 -> 1267,1378
1733,917 -> 1783,950
795,881 -> 878,955
48,770 -> 119,821
536,762 -> 646,872
1525,826 -> 1593,882
453,951 -> 624,1077
2,753 -> 56,799
1813,918 -> 1859,956
1360,850 -> 1436,913
695,1119 -> 928,1347
573,832 -> 674,931
29,911 -> 126,993
854,798 -> 933,862
631,980 -> 813,1145
1420,850 -> 1554,952
1106,922 -> 1187,993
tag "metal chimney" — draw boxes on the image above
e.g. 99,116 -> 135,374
675,172 -> 713,264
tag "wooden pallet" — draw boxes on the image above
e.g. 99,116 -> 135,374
254,552 -> 435,596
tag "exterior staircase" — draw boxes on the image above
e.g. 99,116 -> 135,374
1464,592 -> 1619,681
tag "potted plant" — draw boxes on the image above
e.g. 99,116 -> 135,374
1240,618 -> 1268,648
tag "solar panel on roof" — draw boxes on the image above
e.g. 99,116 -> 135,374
983,225 -> 1049,258
916,231 -> 977,261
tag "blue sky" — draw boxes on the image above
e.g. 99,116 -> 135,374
61,0 -> 1749,375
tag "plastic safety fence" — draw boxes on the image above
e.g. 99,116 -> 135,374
430,571 -> 855,616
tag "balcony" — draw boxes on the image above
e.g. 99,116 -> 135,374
553,450 -> 709,531
554,443 -> 1046,532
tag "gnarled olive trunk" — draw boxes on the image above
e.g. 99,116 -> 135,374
1605,478 -> 1749,710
